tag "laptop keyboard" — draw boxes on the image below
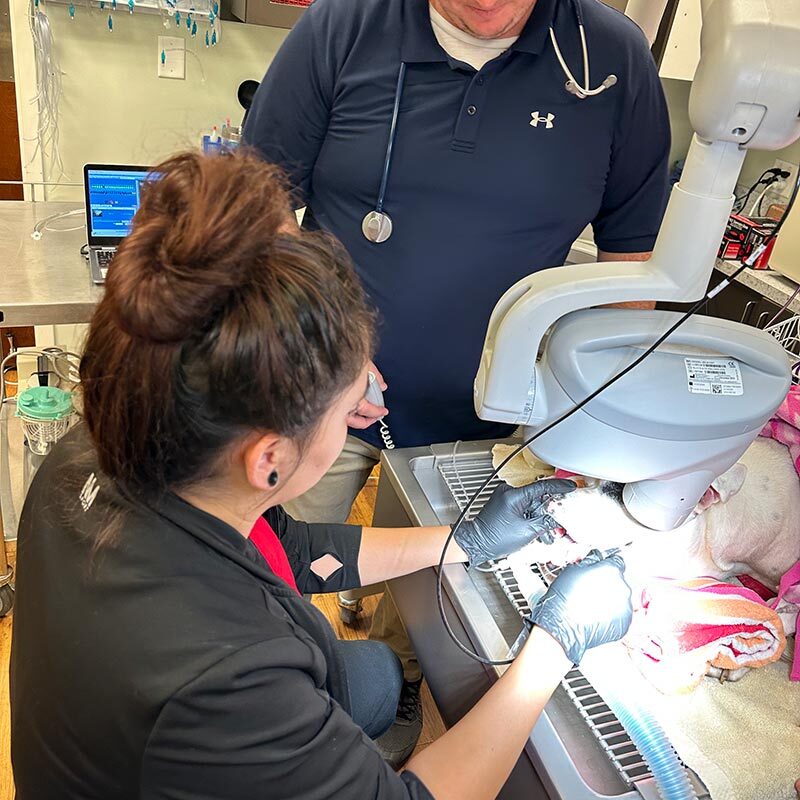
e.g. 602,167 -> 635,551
97,250 -> 115,267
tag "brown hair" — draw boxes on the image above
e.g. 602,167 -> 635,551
80,150 -> 374,504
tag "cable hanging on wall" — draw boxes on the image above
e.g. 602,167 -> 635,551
23,0 -> 219,207
27,0 -> 66,183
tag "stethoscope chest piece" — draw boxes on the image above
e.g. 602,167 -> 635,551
362,210 -> 394,243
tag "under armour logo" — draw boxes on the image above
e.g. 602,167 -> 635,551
80,473 -> 100,512
530,111 -> 555,129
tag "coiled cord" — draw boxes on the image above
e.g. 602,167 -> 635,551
379,419 -> 395,450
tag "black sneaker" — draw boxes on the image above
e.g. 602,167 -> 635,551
375,678 -> 423,769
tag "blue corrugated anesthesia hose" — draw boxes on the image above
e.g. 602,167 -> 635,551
583,648 -> 698,800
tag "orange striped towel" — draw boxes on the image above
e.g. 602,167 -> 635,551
627,577 -> 786,694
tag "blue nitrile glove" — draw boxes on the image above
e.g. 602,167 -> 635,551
454,478 -> 576,566
527,550 -> 633,665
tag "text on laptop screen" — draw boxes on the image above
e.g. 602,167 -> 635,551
87,169 -> 154,239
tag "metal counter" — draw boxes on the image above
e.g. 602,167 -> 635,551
374,440 -> 709,800
0,202 -> 101,326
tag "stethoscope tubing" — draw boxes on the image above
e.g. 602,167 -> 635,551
375,62 -> 407,215
364,1 -> 617,241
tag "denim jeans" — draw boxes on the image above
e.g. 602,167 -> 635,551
337,639 -> 403,739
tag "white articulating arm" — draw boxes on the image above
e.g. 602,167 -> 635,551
475,135 -> 744,424
475,0 -> 800,427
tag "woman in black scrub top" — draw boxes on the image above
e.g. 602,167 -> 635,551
10,151 -> 633,800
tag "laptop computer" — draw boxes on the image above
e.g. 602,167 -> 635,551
83,164 -> 154,284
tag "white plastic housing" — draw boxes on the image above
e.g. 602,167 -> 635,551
691,0 -> 800,151
520,309 -> 791,530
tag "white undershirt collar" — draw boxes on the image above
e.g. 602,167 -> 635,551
429,4 -> 519,70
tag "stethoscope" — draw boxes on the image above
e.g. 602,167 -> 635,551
361,0 -> 618,243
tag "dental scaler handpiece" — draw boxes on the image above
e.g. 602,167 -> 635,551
366,371 -> 395,450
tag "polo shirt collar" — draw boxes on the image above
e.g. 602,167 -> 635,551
401,0 -> 448,63
401,0 -> 559,63
512,0 -> 558,55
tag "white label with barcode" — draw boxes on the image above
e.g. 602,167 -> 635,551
684,358 -> 743,396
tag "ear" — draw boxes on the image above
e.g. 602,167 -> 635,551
697,463 -> 748,510
712,462 -> 748,503
242,433 -> 283,492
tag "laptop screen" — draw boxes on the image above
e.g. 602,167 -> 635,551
85,166 -> 155,245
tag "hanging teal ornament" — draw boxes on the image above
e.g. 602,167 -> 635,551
186,13 -> 191,29
160,48 -> 166,64
68,2 -> 75,17
100,0 -> 105,7
175,10 -> 180,24
112,0 -> 117,10
191,19 -> 197,36
211,27 -> 216,45
204,29 -> 209,47
127,0 -> 133,13
108,12 -> 113,28
212,1 -> 218,14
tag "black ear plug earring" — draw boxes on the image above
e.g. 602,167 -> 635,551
268,470 -> 279,487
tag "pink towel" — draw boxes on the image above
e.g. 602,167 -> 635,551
760,385 -> 800,478
736,563 -> 800,681
627,577 -> 786,693
769,560 -> 800,681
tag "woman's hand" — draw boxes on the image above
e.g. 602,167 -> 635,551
454,478 -> 576,566
347,362 -> 388,430
527,550 -> 633,665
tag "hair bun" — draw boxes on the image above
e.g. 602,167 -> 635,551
106,151 -> 293,343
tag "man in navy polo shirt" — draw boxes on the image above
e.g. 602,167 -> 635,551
244,0 -> 670,766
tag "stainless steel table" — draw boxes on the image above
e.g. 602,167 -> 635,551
374,441 -> 709,800
0,201 -> 98,603
0,201 -> 102,327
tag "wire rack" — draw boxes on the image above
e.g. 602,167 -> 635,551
765,314 -> 800,384
438,452 -> 654,787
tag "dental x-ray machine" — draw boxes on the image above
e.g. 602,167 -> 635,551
475,0 -> 799,531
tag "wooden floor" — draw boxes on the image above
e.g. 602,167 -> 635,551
0,471 -> 444,796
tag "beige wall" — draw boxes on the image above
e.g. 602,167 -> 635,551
661,77 -> 692,171
11,0 -> 288,201
740,139 -> 800,192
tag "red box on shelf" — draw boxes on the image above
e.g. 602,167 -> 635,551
743,220 -> 778,269
717,213 -> 778,269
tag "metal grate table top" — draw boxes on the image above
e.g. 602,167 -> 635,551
437,452 -> 656,787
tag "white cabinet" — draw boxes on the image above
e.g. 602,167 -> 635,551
770,203 -> 800,283
658,0 -> 701,81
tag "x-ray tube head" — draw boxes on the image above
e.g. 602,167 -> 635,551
622,473 -> 715,531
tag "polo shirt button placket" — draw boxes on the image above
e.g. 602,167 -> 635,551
452,72 -> 487,151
